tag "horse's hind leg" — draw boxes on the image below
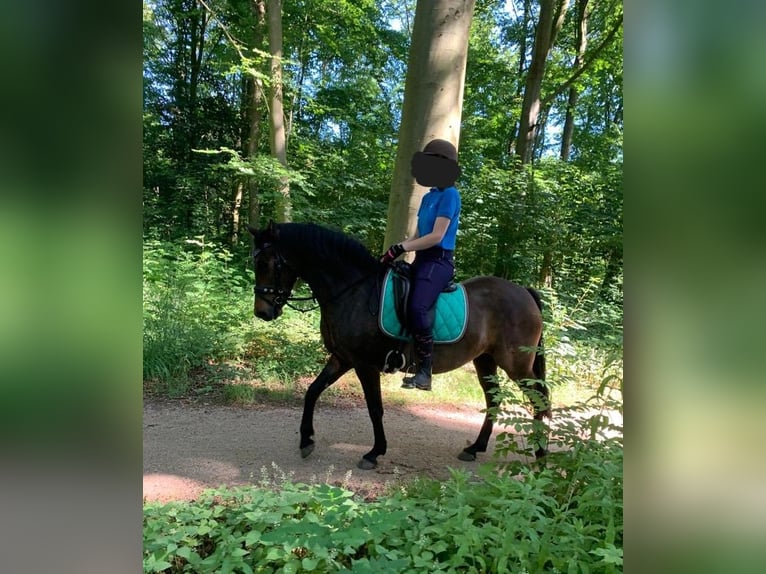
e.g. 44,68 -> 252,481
502,353 -> 551,460
523,378 -> 551,460
299,354 -> 350,458
459,354 -> 500,462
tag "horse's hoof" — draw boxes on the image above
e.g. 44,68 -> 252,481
300,443 -> 315,459
457,450 -> 476,462
357,457 -> 377,470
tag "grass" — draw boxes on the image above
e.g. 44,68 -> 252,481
167,357 -> 604,413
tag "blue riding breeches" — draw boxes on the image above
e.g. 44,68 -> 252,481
407,247 -> 455,334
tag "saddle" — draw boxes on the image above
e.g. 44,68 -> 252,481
379,262 -> 467,344
389,261 -> 456,330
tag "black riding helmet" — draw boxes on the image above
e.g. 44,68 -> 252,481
411,138 -> 461,188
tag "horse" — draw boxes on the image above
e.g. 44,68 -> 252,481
248,221 -> 550,470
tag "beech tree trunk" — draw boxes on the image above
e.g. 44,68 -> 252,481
383,0 -> 476,250
561,0 -> 590,161
267,0 -> 291,222
496,0 -> 568,279
514,0 -> 568,164
248,0 -> 266,234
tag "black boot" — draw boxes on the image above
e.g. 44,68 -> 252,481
401,332 -> 433,391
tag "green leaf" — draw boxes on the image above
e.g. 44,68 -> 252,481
591,545 -> 623,565
145,556 -> 172,572
265,547 -> 282,561
244,530 -> 262,546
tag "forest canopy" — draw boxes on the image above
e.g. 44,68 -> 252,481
143,0 -> 622,314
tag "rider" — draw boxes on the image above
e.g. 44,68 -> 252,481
380,138 -> 462,391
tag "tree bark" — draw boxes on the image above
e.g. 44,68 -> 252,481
267,0 -> 291,222
539,249 -> 553,288
514,0 -> 567,164
230,182 -> 244,246
247,0 -> 266,235
383,0 -> 476,250
496,0 -> 567,279
561,0 -> 590,161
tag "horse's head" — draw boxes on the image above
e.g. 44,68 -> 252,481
247,221 -> 299,321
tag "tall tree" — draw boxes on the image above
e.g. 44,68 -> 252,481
560,0 -> 589,161
383,0 -> 476,250
247,0 -> 267,234
267,0 -> 291,222
514,0 -> 568,164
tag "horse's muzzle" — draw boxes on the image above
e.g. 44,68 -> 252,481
255,305 -> 282,321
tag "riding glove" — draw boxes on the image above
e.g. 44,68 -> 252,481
380,243 -> 405,264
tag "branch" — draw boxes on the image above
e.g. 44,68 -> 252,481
196,0 -> 270,109
197,0 -> 245,61
542,12 -> 623,107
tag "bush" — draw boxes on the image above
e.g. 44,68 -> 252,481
143,238 -> 253,390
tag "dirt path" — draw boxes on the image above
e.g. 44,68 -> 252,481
143,400 -> 503,503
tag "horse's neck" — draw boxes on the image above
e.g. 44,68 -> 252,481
288,252 -> 370,304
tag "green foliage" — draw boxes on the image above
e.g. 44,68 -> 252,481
143,235 -> 334,397
144,390 -> 623,573
143,238 -> 253,391
244,308 -> 327,385
143,0 -> 622,324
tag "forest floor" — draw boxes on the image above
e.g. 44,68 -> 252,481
143,381 -> 622,503
143,397 -> 507,503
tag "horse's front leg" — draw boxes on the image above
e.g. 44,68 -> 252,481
355,364 -> 387,470
299,355 -> 350,458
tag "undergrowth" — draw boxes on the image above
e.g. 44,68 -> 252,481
143,238 -> 254,393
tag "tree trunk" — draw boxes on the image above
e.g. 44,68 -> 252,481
561,0 -> 589,161
383,0 -> 476,250
247,0 -> 266,236
508,0 -> 532,155
539,249 -> 553,288
287,12 -> 310,145
267,0 -> 291,223
231,182 -> 244,245
514,0 -> 567,164
496,0 -> 567,279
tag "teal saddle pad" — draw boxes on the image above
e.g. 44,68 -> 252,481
379,268 -> 468,344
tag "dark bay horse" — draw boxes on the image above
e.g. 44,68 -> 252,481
248,222 -> 550,469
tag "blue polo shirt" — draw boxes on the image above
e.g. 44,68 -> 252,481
417,186 -> 461,250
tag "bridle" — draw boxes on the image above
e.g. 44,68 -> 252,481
252,241 -> 383,314
252,243 -> 317,311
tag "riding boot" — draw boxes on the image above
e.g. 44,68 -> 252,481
401,331 -> 434,391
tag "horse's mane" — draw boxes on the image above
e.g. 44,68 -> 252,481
277,223 -> 379,274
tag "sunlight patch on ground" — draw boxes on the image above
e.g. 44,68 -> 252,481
329,442 -> 368,454
143,473 -> 207,503
405,404 -> 486,431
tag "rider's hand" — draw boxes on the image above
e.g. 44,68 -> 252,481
380,243 -> 405,265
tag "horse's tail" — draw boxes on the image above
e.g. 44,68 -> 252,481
526,287 -> 551,419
